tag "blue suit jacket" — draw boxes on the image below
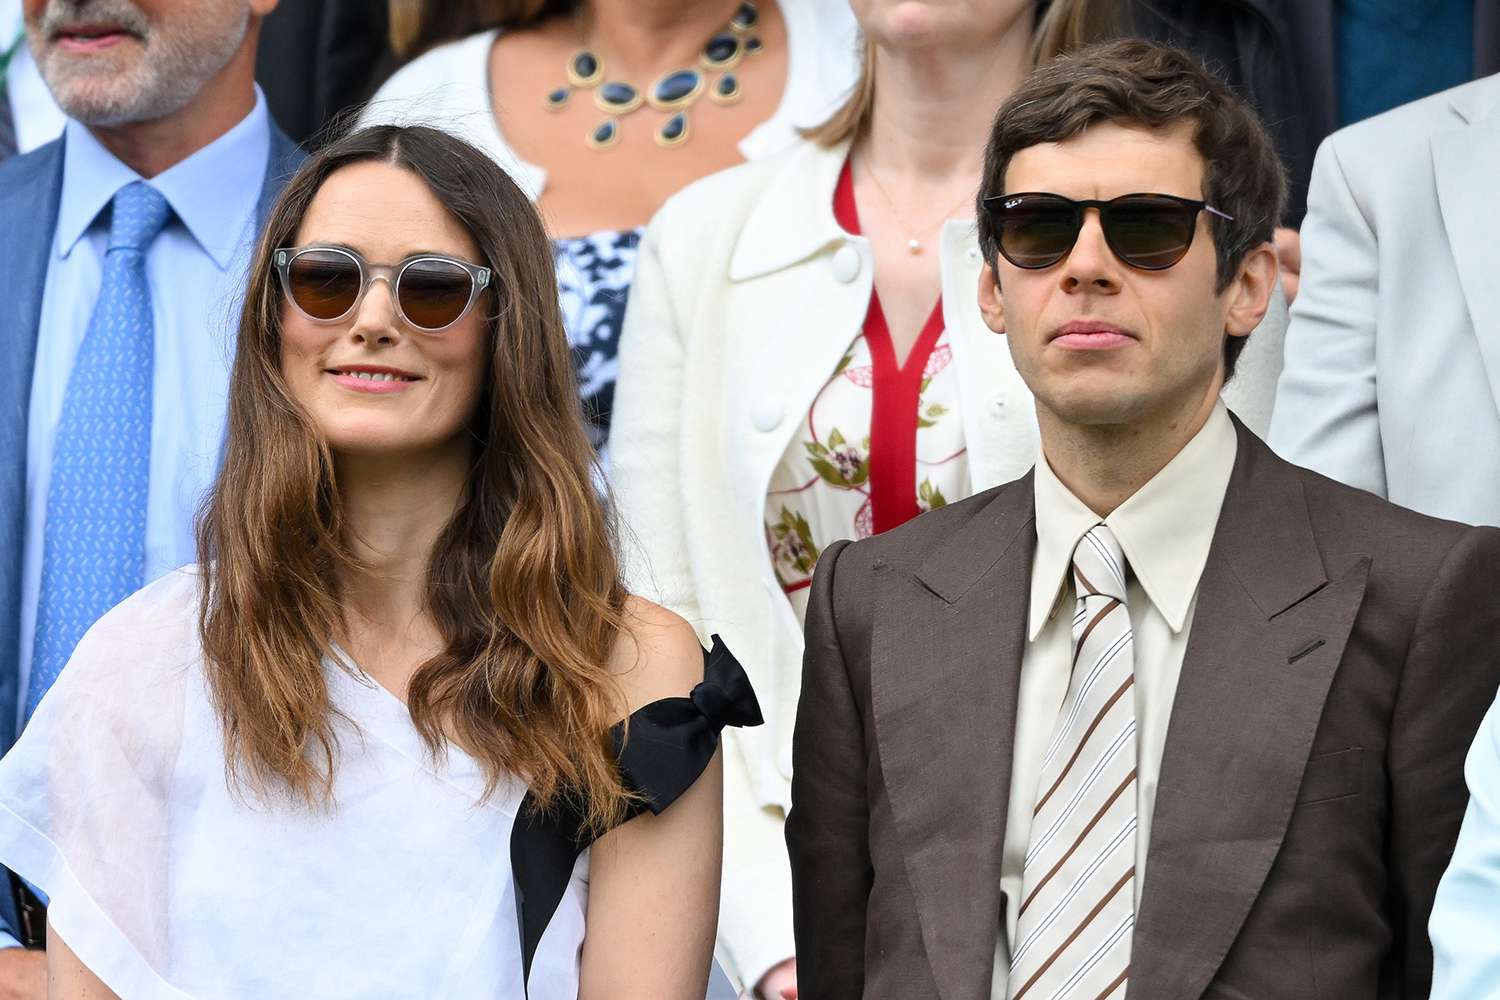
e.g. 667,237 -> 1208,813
0,125 -> 303,937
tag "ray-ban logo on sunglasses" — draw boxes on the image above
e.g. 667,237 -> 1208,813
1004,197 -> 1024,209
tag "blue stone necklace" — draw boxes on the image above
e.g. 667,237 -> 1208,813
545,2 -> 762,150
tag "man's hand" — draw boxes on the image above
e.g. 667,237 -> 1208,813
0,948 -> 46,1000
1274,226 -> 1301,306
755,956 -> 796,1000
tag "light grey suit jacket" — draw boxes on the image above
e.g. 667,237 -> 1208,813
1270,74 -> 1500,525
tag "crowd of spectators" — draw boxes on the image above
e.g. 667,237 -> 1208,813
1,1 -> 1499,998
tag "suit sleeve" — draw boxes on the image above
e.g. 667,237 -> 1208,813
1267,135 -> 1387,496
1429,696 -> 1500,999
787,539 -> 870,999
1387,526 -> 1500,997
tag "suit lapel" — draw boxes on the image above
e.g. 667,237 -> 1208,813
1432,90 -> 1500,424
872,477 -> 1035,1000
0,139 -> 64,755
1129,425 -> 1369,1000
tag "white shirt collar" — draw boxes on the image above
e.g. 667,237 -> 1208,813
55,87 -> 271,269
1028,401 -> 1238,640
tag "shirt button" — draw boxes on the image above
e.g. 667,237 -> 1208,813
830,244 -> 861,283
752,396 -> 784,432
968,247 -> 980,261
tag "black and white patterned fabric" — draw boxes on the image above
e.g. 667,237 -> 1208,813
555,227 -> 643,452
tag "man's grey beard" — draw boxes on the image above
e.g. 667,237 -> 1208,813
30,0 -> 250,127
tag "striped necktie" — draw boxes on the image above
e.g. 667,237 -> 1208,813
27,181 -> 171,719
1009,524 -> 1137,1000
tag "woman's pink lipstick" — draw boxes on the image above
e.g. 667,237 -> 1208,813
326,364 -> 422,394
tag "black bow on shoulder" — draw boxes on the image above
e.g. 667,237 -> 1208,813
613,635 -> 763,818
511,635 -> 762,993
690,635 -> 765,729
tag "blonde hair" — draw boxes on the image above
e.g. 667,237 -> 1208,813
804,0 -> 1123,148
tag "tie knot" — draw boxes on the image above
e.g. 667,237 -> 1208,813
1072,524 -> 1128,603
108,181 -> 171,252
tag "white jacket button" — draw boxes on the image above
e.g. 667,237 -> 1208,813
751,396 -> 784,432
830,244 -> 861,283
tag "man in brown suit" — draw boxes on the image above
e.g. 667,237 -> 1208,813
786,40 -> 1500,1000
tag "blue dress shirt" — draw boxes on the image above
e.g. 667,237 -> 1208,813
1431,695 -> 1500,998
17,94 -> 271,735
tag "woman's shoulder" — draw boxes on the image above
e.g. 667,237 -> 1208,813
20,569 -> 201,770
645,136 -> 847,279
363,29 -> 499,123
57,567 -> 204,696
656,137 -> 831,224
776,0 -> 862,125
609,598 -> 705,715
80,566 -> 201,652
784,0 -> 861,55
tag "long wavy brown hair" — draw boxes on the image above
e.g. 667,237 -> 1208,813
197,124 -> 632,833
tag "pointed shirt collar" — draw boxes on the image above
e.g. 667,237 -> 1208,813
55,87 -> 270,269
1028,401 -> 1238,640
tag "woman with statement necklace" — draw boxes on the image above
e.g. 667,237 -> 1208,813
363,0 -> 859,458
609,1 -> 1288,996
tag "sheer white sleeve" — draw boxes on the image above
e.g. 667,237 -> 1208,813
0,569 -> 197,999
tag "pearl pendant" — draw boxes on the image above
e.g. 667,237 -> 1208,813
907,238 -> 923,254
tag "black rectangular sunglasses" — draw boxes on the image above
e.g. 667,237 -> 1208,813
980,192 -> 1234,271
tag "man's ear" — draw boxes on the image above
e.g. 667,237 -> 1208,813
1224,241 -> 1278,339
977,263 -> 1005,334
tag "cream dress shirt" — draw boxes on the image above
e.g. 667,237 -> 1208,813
990,403 -> 1237,998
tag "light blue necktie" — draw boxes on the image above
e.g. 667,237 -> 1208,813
28,181 -> 171,720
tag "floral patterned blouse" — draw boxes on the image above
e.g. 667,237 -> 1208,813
555,227 -> 643,455
765,161 -> 971,621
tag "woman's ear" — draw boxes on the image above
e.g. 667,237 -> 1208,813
977,263 -> 1006,335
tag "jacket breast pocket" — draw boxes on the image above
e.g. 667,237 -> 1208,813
1296,747 -> 1364,804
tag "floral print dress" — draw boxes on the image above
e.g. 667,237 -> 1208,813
555,228 -> 643,456
765,161 -> 971,622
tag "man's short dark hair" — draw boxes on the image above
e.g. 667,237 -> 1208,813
975,39 -> 1287,378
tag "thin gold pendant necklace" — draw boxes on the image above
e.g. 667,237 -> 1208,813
862,159 -> 977,255
545,2 -> 764,150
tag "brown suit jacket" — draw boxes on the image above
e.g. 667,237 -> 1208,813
787,421 -> 1500,1000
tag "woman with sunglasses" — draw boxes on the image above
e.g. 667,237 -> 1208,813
0,124 -> 760,1000
608,3 -> 1285,997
